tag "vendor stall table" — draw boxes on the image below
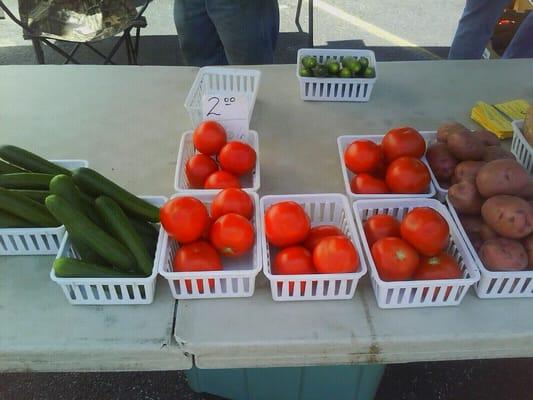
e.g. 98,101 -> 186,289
1,61 -> 532,398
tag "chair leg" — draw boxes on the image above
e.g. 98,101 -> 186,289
295,0 -> 303,32
125,32 -> 136,65
63,43 -> 81,64
308,0 -> 314,48
84,42 -> 116,64
103,28 -> 132,65
134,26 -> 141,61
32,39 -> 45,64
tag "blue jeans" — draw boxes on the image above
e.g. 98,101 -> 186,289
449,0 -> 533,59
174,0 -> 280,66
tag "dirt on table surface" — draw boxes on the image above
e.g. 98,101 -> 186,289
1,358 -> 532,400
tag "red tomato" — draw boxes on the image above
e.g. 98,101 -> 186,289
372,156 -> 388,179
313,236 -> 359,273
303,225 -> 344,251
371,237 -> 419,281
400,207 -> 449,256
273,246 -> 315,296
363,214 -> 401,246
350,173 -> 389,194
204,170 -> 241,189
264,201 -> 310,247
193,120 -> 227,155
218,141 -> 256,176
160,197 -> 209,243
382,127 -> 426,162
414,253 -> 462,280
185,154 -> 218,189
173,241 -> 222,294
210,213 -> 254,257
414,253 -> 462,301
385,156 -> 430,193
344,140 -> 383,174
211,188 -> 253,220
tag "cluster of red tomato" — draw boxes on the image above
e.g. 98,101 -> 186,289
344,127 -> 431,194
264,201 -> 359,295
185,121 -> 256,189
363,207 -> 462,287
159,188 -> 255,293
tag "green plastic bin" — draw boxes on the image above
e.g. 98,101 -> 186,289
185,364 -> 385,400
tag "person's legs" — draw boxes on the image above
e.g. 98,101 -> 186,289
448,0 -> 509,59
206,0 -> 280,65
174,0 -> 227,66
502,11 -> 533,58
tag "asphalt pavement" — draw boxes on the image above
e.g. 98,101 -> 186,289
2,1 -> 532,399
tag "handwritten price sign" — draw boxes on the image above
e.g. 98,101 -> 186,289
201,94 -> 249,135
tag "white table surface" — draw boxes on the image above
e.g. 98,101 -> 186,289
1,61 -> 532,371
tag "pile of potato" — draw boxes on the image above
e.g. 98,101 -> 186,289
427,122 -> 533,272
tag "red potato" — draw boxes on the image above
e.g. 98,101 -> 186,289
468,232 -> 484,253
460,215 -> 483,235
480,223 -> 499,241
517,180 -> 533,200
453,161 -> 486,183
446,131 -> 485,161
481,195 -> 533,239
479,238 -> 528,271
522,235 -> 533,266
472,130 -> 500,146
426,143 -> 458,182
482,145 -> 515,162
448,181 -> 483,215
436,122 -> 468,143
476,159 -> 529,197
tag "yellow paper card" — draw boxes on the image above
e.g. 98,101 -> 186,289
494,99 -> 529,121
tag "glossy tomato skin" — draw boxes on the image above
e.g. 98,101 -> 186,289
204,170 -> 241,189
193,120 -> 227,155
385,156 -> 430,194
344,140 -> 383,174
211,188 -> 253,220
400,207 -> 449,256
273,246 -> 315,296
382,127 -> 426,162
303,225 -> 344,251
218,141 -> 256,176
414,253 -> 462,300
173,241 -> 222,293
160,197 -> 209,243
313,236 -> 359,273
363,214 -> 401,246
413,253 -> 462,280
210,213 -> 254,257
185,154 -> 219,188
350,173 -> 389,194
265,201 -> 310,247
371,237 -> 419,281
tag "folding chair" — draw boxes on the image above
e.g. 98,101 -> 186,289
0,0 -> 151,65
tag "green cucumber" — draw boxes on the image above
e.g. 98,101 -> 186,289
8,189 -> 49,203
0,187 -> 59,227
72,167 -> 159,222
0,159 -> 26,174
49,174 -> 103,226
0,173 -> 54,189
139,232 -> 157,258
70,236 -> 110,266
95,196 -> 153,275
128,217 -> 159,239
0,210 -> 35,228
45,194 -> 136,272
0,145 -> 71,175
53,257 -> 138,278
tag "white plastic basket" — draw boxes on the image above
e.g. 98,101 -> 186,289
184,67 -> 261,128
353,198 -> 480,309
260,193 -> 367,301
337,135 -> 437,202
446,197 -> 533,298
174,130 -> 260,193
296,49 -> 377,102
50,196 -> 166,305
0,159 -> 88,256
158,192 -> 262,299
511,120 -> 532,175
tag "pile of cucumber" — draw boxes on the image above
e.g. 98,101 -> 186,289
299,55 -> 375,79
0,145 -> 160,279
